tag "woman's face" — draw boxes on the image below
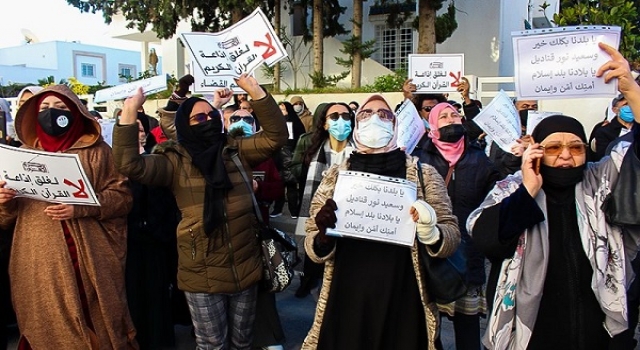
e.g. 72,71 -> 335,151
19,91 -> 34,108
189,101 -> 214,126
39,95 -> 69,112
540,132 -> 587,168
323,104 -> 351,131
436,106 -> 462,129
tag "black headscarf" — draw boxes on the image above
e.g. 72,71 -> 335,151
174,97 -> 232,236
531,115 -> 587,144
532,115 -> 587,197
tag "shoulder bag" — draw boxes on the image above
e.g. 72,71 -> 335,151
416,162 -> 468,304
232,154 -> 299,293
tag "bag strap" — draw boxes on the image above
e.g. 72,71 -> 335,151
443,166 -> 454,187
231,153 -> 264,224
417,161 -> 426,199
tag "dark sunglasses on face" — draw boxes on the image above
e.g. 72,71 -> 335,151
356,108 -> 395,122
327,112 -> 352,121
540,142 -> 588,156
229,115 -> 255,124
190,111 -> 219,123
421,106 -> 434,112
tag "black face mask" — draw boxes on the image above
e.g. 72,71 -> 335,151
190,118 -> 223,145
38,108 -> 74,136
519,109 -> 528,128
539,163 -> 585,189
438,124 -> 465,143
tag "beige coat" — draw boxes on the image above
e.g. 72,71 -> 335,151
0,85 -> 136,349
302,156 -> 460,350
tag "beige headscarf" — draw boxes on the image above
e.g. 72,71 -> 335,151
352,94 -> 398,154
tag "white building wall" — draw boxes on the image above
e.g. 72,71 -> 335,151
0,41 -> 143,86
0,42 -> 59,69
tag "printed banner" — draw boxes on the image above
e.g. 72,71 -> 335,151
182,7 -> 288,93
395,99 -> 426,154
472,90 -> 521,152
94,75 -> 167,103
408,54 -> 464,93
327,171 -> 417,246
0,144 -> 100,206
512,26 -> 621,100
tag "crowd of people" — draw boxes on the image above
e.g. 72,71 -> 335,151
0,42 -> 640,350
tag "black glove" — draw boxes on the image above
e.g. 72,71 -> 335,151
315,198 -> 337,243
175,74 -> 195,98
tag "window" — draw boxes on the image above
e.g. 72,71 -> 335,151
373,23 -> 414,71
118,64 -> 137,82
81,63 -> 95,78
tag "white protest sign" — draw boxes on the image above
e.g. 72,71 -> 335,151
98,119 -> 116,147
512,26 -> 621,100
94,75 -> 167,103
190,61 -> 251,94
395,99 -> 426,154
0,144 -> 100,206
408,54 -> 464,93
182,7 -> 287,93
472,90 -> 521,152
526,110 -> 561,134
327,171 -> 417,246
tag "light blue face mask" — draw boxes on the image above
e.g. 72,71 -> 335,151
423,119 -> 431,130
328,118 -> 352,141
229,120 -> 254,136
619,105 -> 635,123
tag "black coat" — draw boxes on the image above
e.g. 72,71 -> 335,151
417,138 -> 500,285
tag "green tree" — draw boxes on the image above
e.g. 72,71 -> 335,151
377,0 -> 458,54
553,0 -> 640,63
65,0 -> 276,39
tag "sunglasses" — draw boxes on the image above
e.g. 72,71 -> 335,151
356,108 -> 395,122
190,111 -> 218,123
229,115 -> 255,124
421,106 -> 434,112
327,112 -> 352,121
540,142 -> 588,156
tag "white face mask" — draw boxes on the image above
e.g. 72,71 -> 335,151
293,104 -> 304,114
356,114 -> 394,148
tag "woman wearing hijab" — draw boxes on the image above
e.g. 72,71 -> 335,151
271,101 -> 306,218
417,102 -> 501,349
0,85 -> 136,349
301,94 -> 460,350
292,102 -> 355,298
112,74 -> 288,349
468,43 -> 640,350
16,86 -> 43,109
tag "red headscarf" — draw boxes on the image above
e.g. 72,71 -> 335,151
428,102 -> 465,166
35,94 -> 86,152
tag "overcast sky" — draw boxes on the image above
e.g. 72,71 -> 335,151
3,0 -> 139,50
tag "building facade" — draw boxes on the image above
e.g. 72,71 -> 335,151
106,0 -> 559,88
0,41 -> 154,87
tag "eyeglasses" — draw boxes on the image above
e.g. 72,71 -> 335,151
327,112 -> 352,121
229,115 -> 255,124
356,108 -> 395,122
190,111 -> 218,123
540,142 -> 588,156
421,106 -> 434,112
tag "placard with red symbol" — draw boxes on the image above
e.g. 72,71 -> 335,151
408,54 -> 465,94
0,144 -> 100,206
181,7 -> 288,93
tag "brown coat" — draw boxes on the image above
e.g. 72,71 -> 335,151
302,156 -> 460,350
0,85 -> 136,349
112,94 -> 288,293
